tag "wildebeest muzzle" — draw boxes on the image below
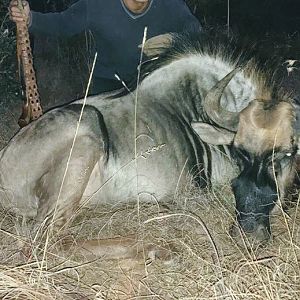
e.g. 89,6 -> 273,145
231,158 -> 278,244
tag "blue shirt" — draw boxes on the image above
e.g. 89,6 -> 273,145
30,0 -> 201,81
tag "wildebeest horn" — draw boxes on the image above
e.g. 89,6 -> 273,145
203,68 -> 240,131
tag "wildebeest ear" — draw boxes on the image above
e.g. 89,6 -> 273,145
191,122 -> 235,145
139,33 -> 173,57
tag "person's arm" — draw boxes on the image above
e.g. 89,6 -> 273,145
9,0 -> 88,37
29,0 -> 88,37
139,1 -> 202,58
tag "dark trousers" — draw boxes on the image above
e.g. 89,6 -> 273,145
90,77 -> 123,95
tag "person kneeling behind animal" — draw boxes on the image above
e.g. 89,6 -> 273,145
9,0 -> 202,94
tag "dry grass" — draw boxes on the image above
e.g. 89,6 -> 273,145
0,181 -> 300,299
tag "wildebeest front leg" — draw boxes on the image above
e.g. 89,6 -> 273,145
34,134 -> 101,238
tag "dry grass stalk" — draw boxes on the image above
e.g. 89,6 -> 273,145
0,182 -> 299,299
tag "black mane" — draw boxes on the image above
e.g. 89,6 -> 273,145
110,28 -> 297,101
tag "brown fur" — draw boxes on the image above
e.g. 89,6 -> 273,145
234,99 -> 296,155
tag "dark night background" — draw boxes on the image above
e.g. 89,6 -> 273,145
0,0 -> 300,146
25,0 -> 300,36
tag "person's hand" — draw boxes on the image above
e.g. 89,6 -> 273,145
139,33 -> 173,57
9,0 -> 31,25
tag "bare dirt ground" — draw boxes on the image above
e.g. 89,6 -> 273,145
0,182 -> 300,300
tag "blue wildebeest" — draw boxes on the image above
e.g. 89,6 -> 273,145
0,33 -> 299,255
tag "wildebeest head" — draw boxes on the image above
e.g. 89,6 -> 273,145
193,69 -> 299,244
231,99 -> 298,242
144,33 -> 300,244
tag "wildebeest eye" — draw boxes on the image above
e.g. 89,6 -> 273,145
280,151 -> 296,168
267,148 -> 296,163
266,150 -> 295,174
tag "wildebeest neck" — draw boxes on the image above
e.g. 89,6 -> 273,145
139,54 -> 259,123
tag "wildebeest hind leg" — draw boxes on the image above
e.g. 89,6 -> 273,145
34,134 -> 101,240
